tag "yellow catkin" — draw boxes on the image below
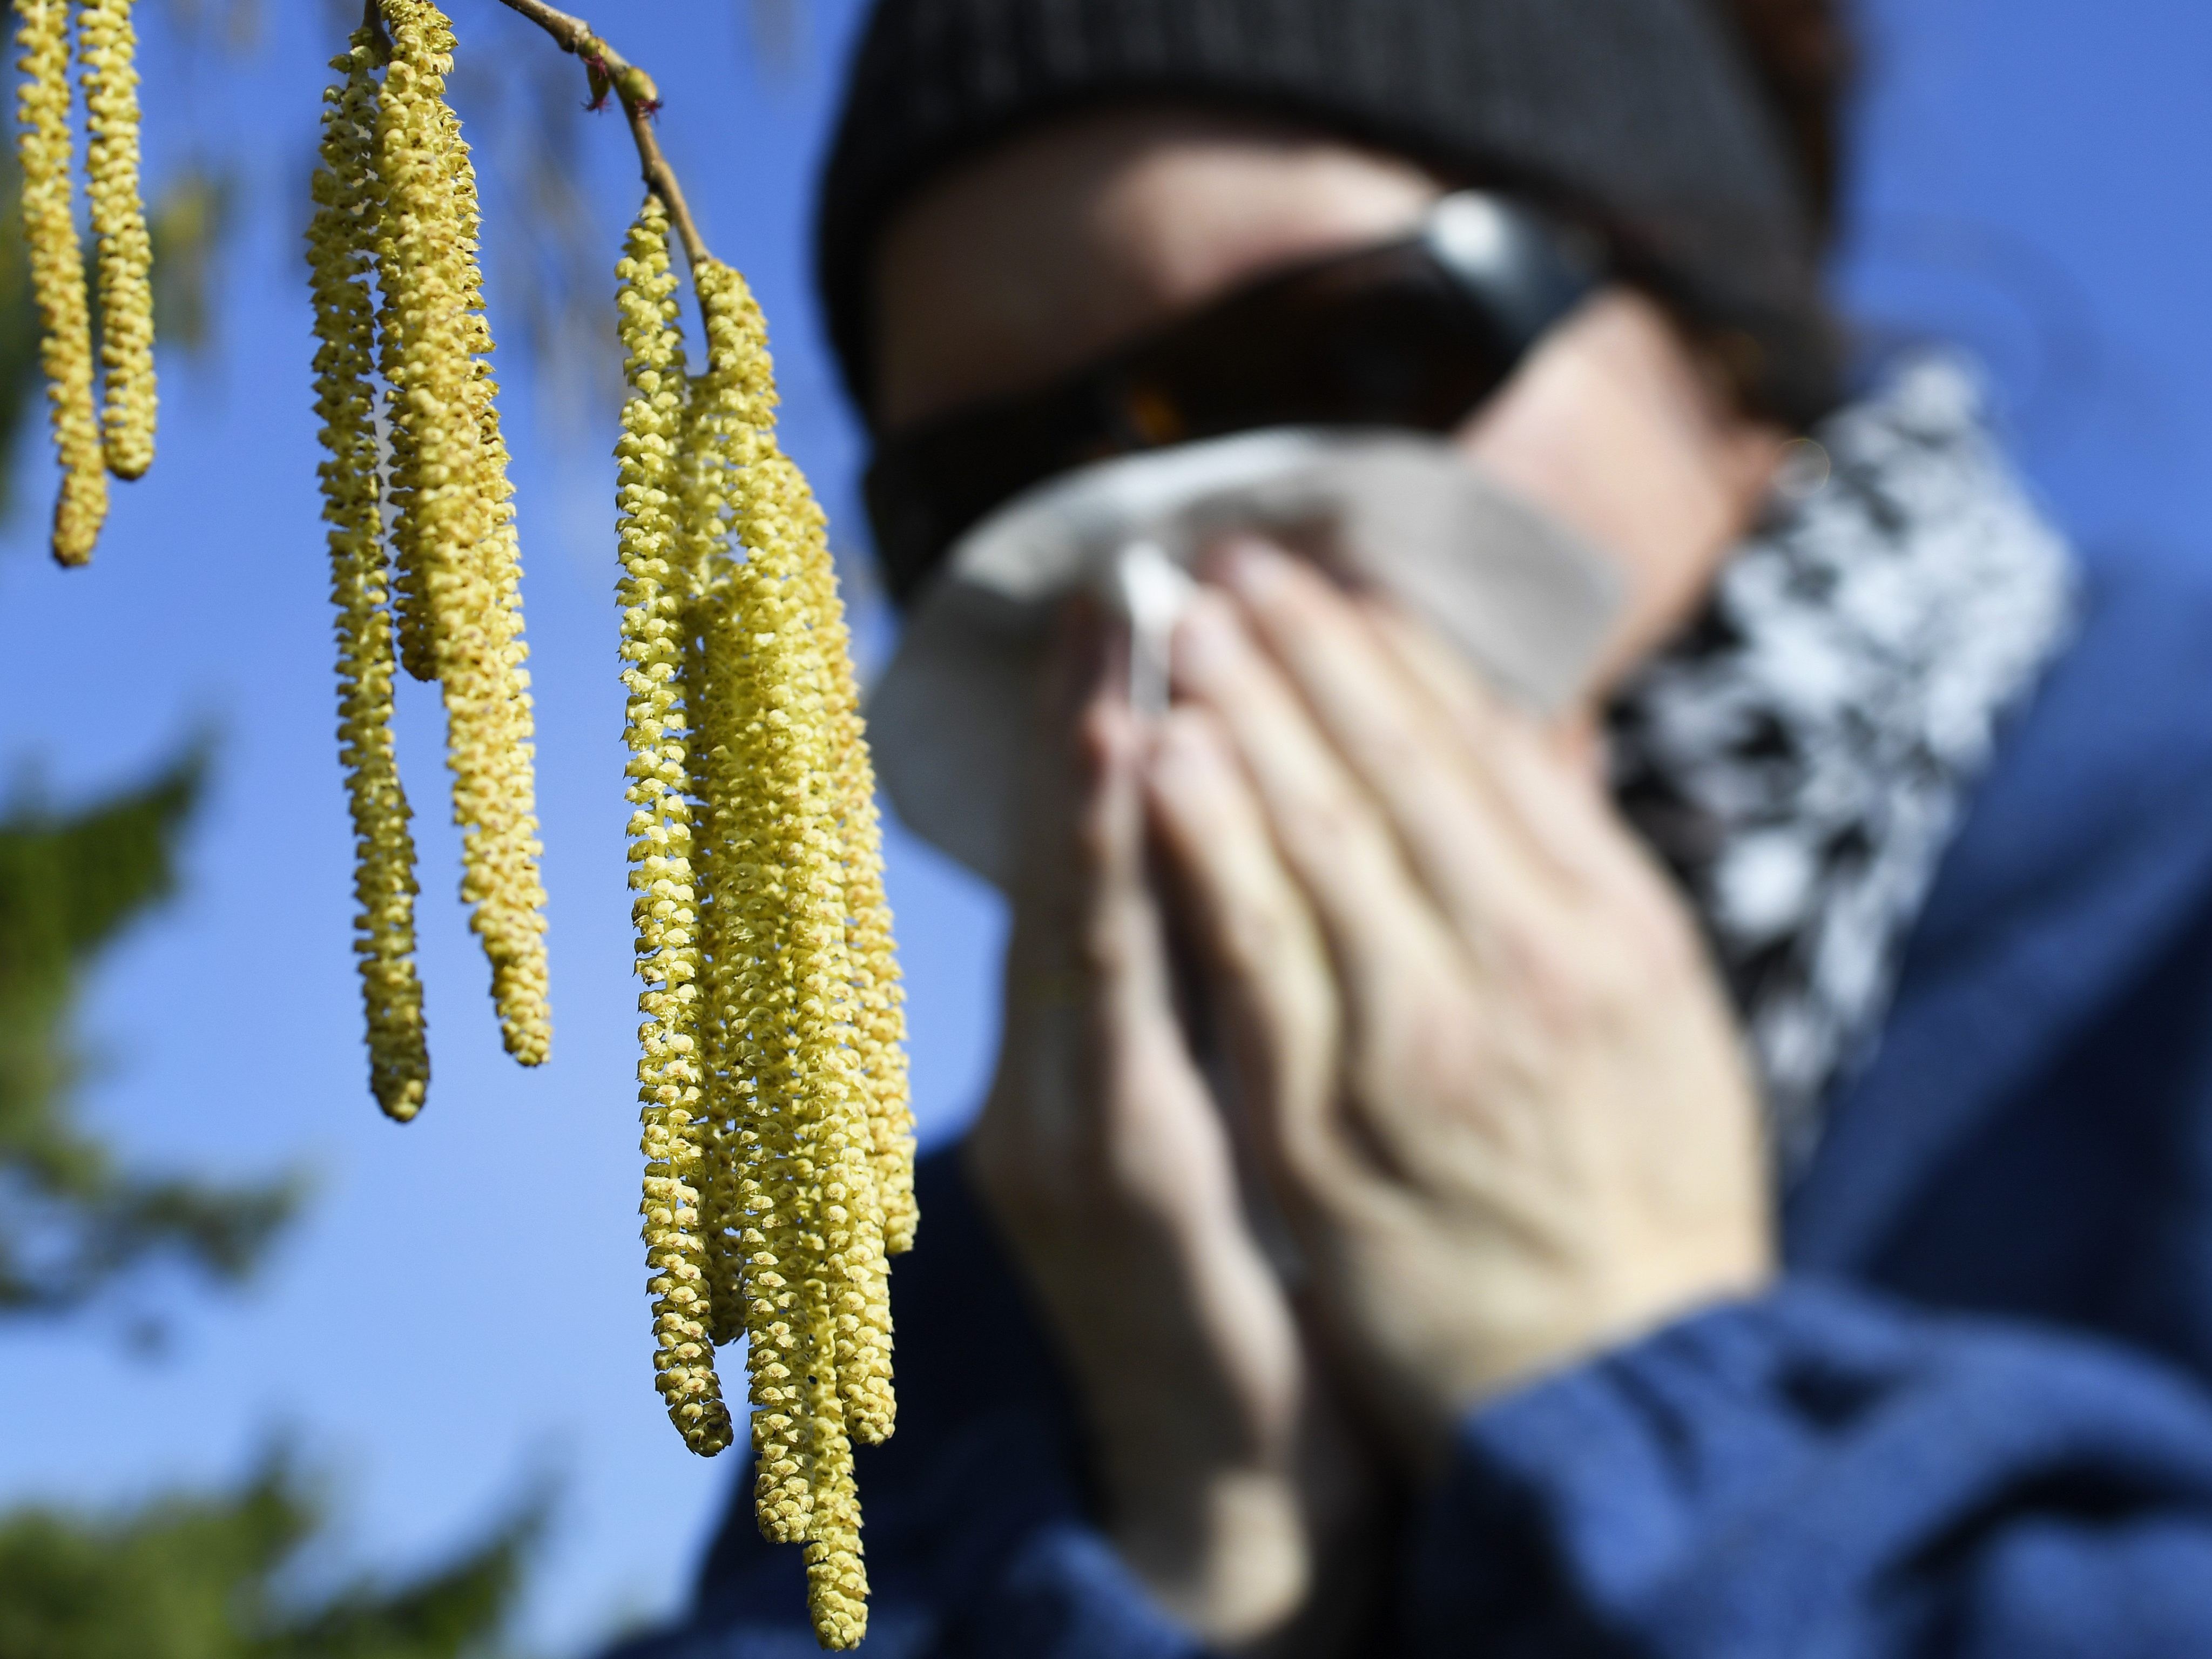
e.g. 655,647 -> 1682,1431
689,594 -> 747,1360
13,0 -> 106,564
617,195 -> 732,1458
309,30 -> 429,1123
676,258 -> 774,1368
78,0 -> 154,480
690,265 -> 834,1543
699,586 -> 817,1544
803,1368 -> 870,1650
620,207 -> 909,1655
373,18 -> 431,686
374,0 -> 551,1067
805,471 -> 912,1423
375,215 -> 431,684
696,588 -> 812,1527
725,269 -> 900,1448
672,292 -> 750,1358
752,574 -> 864,1562
707,259 -> 886,1646
772,443 -> 898,1453
812,574 -> 912,1260
441,91 -> 550,1066
826,643 -> 914,1259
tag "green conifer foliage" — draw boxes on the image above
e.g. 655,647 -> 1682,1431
0,1458 -> 539,1659
0,750 -> 299,1312
0,752 -> 542,1656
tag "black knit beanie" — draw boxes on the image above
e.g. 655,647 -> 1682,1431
817,0 -> 1840,427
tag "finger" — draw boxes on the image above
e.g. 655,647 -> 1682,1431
1072,679 -> 1253,1218
1145,707 -> 1352,1205
996,609 -> 1177,1139
1170,586 -> 1459,1010
988,609 -> 1113,1158
1207,541 -> 1564,946
1003,604 -> 1112,1026
1361,598 -> 1671,920
1347,582 -> 1509,747
982,652 -> 1249,1237
1078,692 -> 1180,1062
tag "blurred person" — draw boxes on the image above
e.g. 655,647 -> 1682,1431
618,1 -> 2212,1654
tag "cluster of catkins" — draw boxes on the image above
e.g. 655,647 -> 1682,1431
305,6 -> 550,1121
12,0 -> 156,564
616,194 -> 915,1650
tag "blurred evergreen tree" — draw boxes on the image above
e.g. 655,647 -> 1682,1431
0,757 -> 543,1656
0,1460 -> 539,1659
0,750 -> 301,1312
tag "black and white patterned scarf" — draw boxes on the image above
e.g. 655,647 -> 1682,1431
1608,355 -> 2076,1175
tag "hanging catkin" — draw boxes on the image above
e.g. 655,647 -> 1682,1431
12,0 -> 106,565
616,196 -> 733,1458
723,307 -> 884,1659
803,468 -> 911,1408
751,444 -> 898,1448
372,0 -> 551,1068
375,186 -> 432,685
611,196 -> 913,1649
308,29 -> 429,1122
78,0 -> 154,480
21,4 -> 913,1631
441,86 -> 549,1067
298,5 -> 548,1116
322,5 -> 913,1641
372,6 -> 442,689
673,271 -> 752,1369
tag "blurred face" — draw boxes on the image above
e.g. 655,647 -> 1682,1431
872,105 -> 1788,696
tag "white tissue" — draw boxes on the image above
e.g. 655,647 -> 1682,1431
1111,539 -> 1198,719
867,427 -> 1623,889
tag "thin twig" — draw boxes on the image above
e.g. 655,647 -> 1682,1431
482,0 -> 712,270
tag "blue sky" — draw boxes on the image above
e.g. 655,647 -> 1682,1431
2,1 -> 2208,1653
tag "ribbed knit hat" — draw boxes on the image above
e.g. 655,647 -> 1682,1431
817,0 -> 1839,426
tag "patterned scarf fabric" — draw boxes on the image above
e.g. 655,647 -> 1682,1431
1608,355 -> 2076,1175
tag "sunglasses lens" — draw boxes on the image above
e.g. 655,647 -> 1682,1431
1300,279 -> 1515,421
867,199 -> 1595,605
1110,260 -> 1510,440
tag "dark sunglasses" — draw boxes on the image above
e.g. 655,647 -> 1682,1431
862,190 -> 1603,607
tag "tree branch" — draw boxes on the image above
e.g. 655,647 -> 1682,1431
361,0 -> 393,58
480,0 -> 712,271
